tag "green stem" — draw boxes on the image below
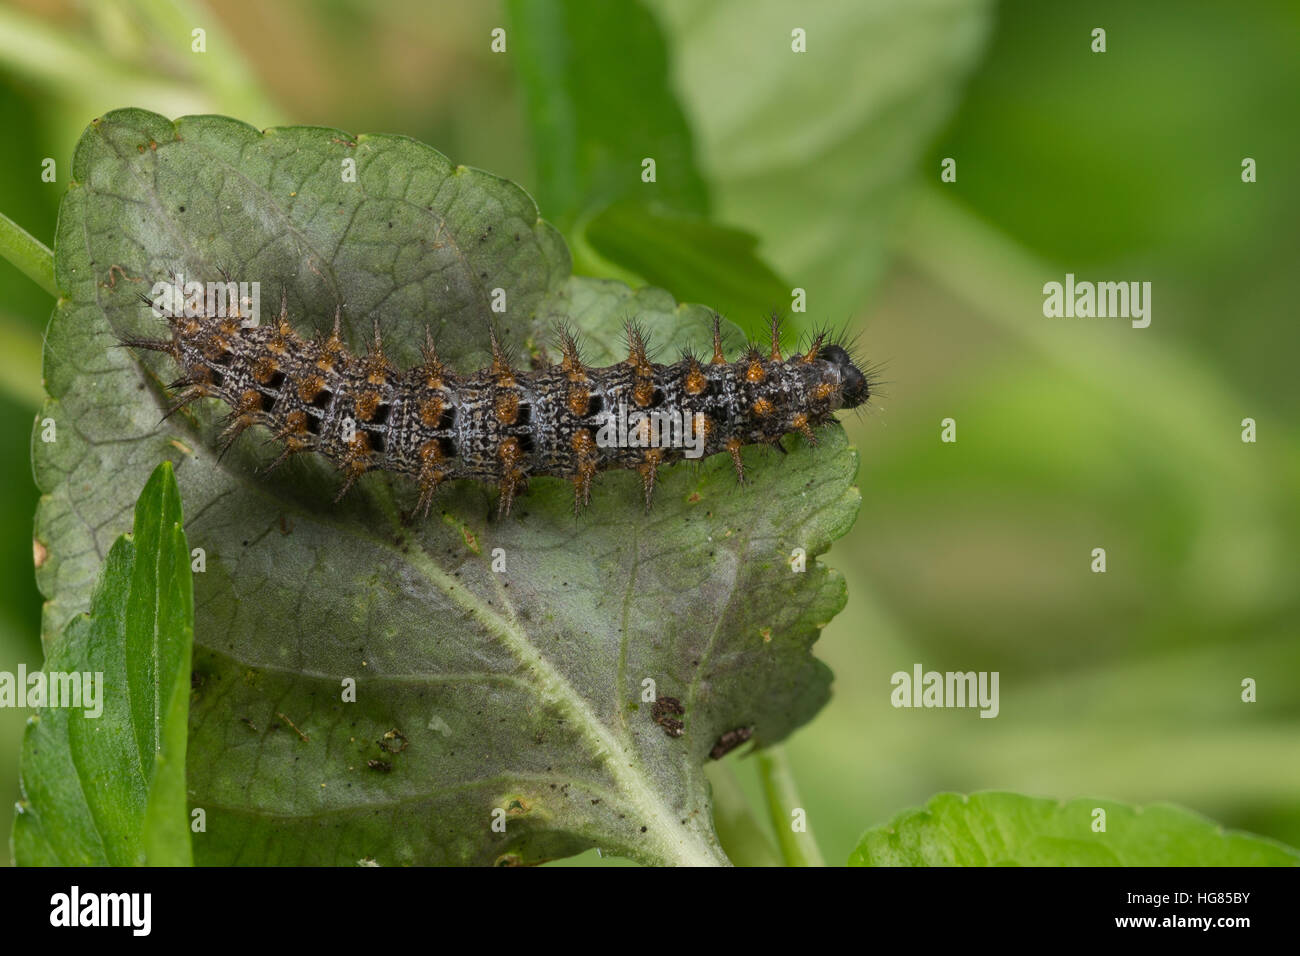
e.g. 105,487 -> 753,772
0,211 -> 56,297
708,764 -> 781,866
757,745 -> 825,866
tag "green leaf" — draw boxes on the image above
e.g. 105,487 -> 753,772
507,0 -> 791,338
13,461 -> 193,866
849,792 -> 1300,866
583,200 -> 792,340
35,108 -> 861,866
506,0 -> 709,230
648,0 -> 993,323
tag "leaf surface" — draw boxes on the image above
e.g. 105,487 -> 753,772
14,462 -> 193,866
35,109 -> 860,865
507,0 -> 793,337
849,792 -> 1300,866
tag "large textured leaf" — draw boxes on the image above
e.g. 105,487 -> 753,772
34,109 -> 860,865
849,792 -> 1300,866
13,462 -> 193,866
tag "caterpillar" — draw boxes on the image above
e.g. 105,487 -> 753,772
126,281 -> 872,518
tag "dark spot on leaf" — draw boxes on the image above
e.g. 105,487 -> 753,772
709,726 -> 754,760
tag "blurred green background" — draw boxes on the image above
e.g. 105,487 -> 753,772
0,0 -> 1296,864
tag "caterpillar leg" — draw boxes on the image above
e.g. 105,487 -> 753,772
726,438 -> 745,484
639,450 -> 662,512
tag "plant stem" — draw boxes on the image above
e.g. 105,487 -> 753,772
757,745 -> 825,866
708,764 -> 781,866
0,211 -> 56,297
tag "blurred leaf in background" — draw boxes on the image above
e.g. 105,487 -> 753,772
649,0 -> 993,324
506,0 -> 708,228
799,0 -> 1300,859
507,0 -> 793,337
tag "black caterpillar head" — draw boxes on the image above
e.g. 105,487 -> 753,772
820,344 -> 870,409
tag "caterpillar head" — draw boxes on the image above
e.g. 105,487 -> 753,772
820,344 -> 870,409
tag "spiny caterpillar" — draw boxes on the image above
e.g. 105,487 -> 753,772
126,281 -> 872,518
